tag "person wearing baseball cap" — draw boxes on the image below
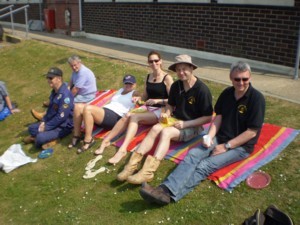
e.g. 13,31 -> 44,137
119,54 -> 213,185
23,67 -> 74,149
94,50 -> 174,162
123,74 -> 136,84
31,55 -> 97,121
70,74 -> 139,154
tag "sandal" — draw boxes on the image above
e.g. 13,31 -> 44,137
77,138 -> 95,154
85,155 -> 103,171
83,167 -> 106,179
68,136 -> 81,149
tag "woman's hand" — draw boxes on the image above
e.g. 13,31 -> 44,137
132,96 -> 141,104
145,99 -> 157,106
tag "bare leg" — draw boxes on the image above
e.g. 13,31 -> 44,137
108,112 -> 158,164
73,103 -> 86,137
94,116 -> 130,155
152,126 -> 180,160
82,105 -> 105,148
136,123 -> 164,155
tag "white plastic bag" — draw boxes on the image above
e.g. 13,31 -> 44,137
0,144 -> 37,173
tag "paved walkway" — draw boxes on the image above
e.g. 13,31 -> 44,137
4,28 -> 300,104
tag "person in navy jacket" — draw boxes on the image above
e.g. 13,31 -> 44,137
23,67 -> 74,149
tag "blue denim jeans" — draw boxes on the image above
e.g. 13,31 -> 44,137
162,138 -> 250,202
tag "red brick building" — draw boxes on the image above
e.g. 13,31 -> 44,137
1,0 -> 300,73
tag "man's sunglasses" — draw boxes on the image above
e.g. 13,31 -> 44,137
234,77 -> 249,82
47,77 -> 54,80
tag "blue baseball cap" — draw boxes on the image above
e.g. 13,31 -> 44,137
123,74 -> 136,84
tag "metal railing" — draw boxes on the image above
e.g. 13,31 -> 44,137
0,5 -> 30,38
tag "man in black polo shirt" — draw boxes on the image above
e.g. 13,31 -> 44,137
117,54 -> 213,185
139,61 -> 265,205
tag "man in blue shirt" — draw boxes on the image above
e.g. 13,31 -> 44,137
31,55 -> 97,120
23,67 -> 74,149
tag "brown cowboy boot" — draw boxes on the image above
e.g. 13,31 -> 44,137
127,155 -> 161,185
23,136 -> 35,144
117,152 -> 144,182
31,109 -> 46,121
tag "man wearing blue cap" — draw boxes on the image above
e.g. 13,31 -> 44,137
23,67 -> 74,149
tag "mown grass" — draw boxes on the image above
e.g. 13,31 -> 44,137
0,40 -> 299,225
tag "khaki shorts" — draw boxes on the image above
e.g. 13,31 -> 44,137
179,126 -> 204,142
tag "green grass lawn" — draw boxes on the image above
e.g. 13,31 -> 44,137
0,40 -> 299,225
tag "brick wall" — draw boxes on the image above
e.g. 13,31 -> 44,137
1,1 -> 299,68
83,1 -> 300,68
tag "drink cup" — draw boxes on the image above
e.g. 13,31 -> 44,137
202,135 -> 211,147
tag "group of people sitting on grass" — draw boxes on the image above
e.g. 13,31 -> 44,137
2,51 -> 265,205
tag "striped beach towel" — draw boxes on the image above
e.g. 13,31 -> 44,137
207,124 -> 299,191
89,90 -> 299,191
108,123 -> 299,191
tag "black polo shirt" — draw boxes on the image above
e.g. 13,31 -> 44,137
168,77 -> 213,121
215,83 -> 265,153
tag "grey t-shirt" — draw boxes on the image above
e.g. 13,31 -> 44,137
0,81 -> 9,111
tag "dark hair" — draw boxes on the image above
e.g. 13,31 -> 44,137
147,50 -> 162,60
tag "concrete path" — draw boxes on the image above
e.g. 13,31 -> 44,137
5,28 -> 300,104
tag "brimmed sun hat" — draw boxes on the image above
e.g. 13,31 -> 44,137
168,54 -> 198,72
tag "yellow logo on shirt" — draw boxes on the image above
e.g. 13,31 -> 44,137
188,96 -> 196,105
238,105 -> 247,114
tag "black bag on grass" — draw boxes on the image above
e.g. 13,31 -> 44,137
243,205 -> 294,225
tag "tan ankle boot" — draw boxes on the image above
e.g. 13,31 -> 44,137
31,109 -> 46,121
117,152 -> 144,181
127,155 -> 161,185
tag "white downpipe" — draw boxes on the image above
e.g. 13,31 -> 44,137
78,0 -> 82,31
294,24 -> 300,80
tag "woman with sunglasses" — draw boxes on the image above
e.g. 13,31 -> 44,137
95,50 -> 173,164
68,75 -> 138,154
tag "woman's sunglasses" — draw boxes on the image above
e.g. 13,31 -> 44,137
148,59 -> 160,64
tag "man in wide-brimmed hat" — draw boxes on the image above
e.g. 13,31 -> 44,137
117,54 -> 213,185
139,61 -> 265,206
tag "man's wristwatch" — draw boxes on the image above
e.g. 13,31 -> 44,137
224,142 -> 231,150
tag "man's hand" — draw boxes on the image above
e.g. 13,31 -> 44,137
211,144 -> 227,156
38,122 -> 45,132
173,120 -> 184,130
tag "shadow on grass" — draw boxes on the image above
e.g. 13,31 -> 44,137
28,145 -> 41,154
55,55 -> 89,65
109,179 -> 141,191
120,199 -> 163,213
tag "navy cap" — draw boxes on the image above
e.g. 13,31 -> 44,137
45,67 -> 63,78
123,74 -> 136,84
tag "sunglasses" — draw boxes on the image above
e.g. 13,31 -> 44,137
124,82 -> 133,85
148,59 -> 160,64
234,77 -> 249,82
47,77 -> 54,80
